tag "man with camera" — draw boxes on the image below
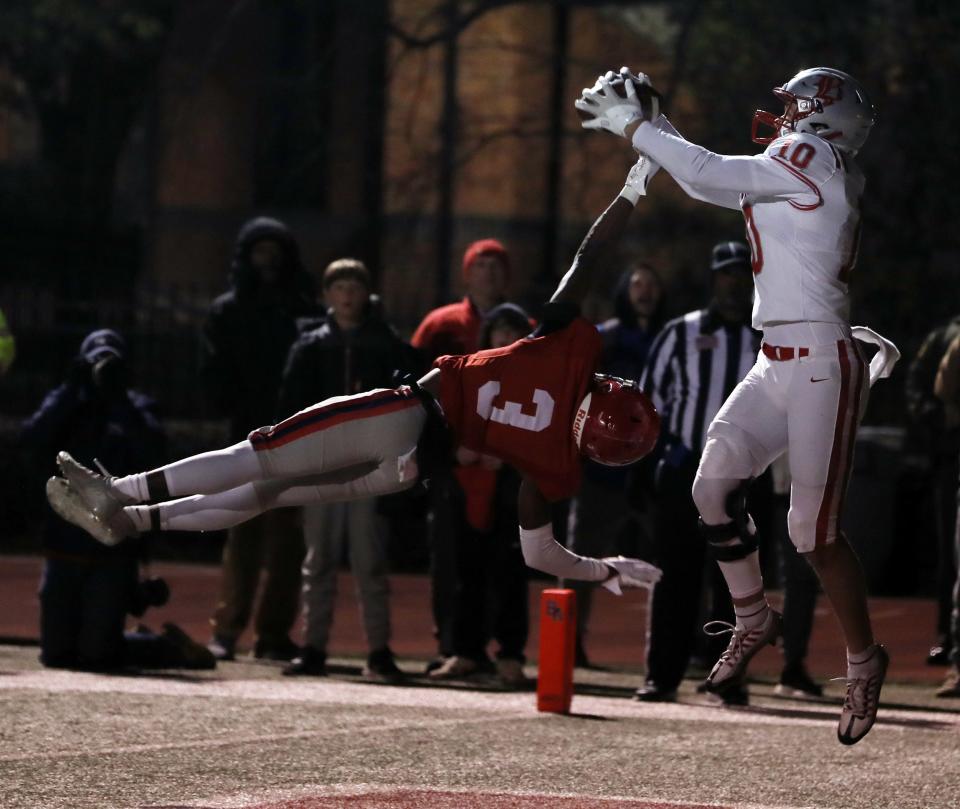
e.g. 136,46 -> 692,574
20,328 -> 212,670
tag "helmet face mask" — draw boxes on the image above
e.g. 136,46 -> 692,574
751,68 -> 875,155
573,374 -> 660,467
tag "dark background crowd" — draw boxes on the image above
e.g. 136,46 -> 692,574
0,2 -> 958,695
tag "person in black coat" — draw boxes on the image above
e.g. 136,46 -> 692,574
21,329 -> 210,670
201,216 -> 318,661
278,258 -> 420,680
566,263 -> 666,667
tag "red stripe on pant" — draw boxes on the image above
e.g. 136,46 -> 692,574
834,343 -> 866,534
251,391 -> 418,452
266,389 -> 401,437
814,340 -> 864,547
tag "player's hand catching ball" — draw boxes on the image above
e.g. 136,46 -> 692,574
575,67 -> 661,138
600,555 -> 662,595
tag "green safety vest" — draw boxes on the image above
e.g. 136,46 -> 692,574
0,308 -> 15,375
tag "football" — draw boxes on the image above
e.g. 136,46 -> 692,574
576,71 -> 661,122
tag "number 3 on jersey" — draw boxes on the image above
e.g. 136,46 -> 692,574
477,381 -> 555,433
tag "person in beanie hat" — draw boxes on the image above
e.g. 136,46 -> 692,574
411,239 -> 511,671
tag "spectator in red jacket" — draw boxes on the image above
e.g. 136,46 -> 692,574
411,239 -> 510,671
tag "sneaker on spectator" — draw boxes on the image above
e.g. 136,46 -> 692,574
283,646 -> 327,677
927,641 -> 952,666
363,647 -> 405,682
253,636 -> 300,661
428,655 -> 479,680
775,664 -> 823,699
935,666 -> 960,698
703,677 -> 749,706
718,681 -> 750,706
424,656 -> 448,675
496,658 -> 531,688
207,635 -> 236,662
161,623 -> 216,670
633,681 -> 677,703
837,644 -> 888,745
704,609 -> 782,693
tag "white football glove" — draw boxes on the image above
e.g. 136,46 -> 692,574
576,67 -> 660,138
600,556 -> 662,595
620,154 -> 660,204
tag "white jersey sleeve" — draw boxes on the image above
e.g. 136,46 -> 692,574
648,116 -> 741,210
631,121 -> 831,211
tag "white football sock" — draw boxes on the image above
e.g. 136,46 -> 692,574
717,550 -> 768,629
112,474 -> 149,502
112,441 -> 263,502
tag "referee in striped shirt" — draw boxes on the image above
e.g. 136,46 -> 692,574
634,241 -> 761,703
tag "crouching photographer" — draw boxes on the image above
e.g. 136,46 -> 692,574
20,328 -> 214,671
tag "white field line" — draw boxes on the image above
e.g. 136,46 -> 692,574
141,781 -> 825,809
0,711 -> 529,763
0,668 -> 955,762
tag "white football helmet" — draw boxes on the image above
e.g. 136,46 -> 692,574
752,67 -> 876,155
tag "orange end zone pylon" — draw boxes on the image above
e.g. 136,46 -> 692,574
537,588 -> 576,713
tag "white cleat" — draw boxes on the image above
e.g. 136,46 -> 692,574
56,451 -> 134,521
837,644 -> 889,745
46,476 -> 132,546
704,609 -> 783,693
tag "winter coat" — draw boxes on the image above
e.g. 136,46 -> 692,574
905,315 -> 960,457
278,309 -> 421,418
20,375 -> 165,558
200,217 -> 317,439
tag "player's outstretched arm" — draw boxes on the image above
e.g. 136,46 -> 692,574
517,477 -> 661,593
549,156 -> 653,306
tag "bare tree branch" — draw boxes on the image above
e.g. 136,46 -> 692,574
662,0 -> 705,111
387,0 -> 527,49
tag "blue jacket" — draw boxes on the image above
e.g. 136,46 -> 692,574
21,381 -> 165,558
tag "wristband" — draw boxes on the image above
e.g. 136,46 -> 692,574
619,186 -> 641,206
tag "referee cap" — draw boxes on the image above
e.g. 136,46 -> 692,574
710,241 -> 751,272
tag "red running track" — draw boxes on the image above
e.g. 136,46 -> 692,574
0,555 -> 943,683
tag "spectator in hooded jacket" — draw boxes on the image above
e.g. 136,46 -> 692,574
411,239 -> 511,670
277,258 -> 419,681
201,216 -> 317,662
21,329 -> 211,671
565,262 -> 666,667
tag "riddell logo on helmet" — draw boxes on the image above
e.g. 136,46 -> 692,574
815,75 -> 844,105
572,394 -> 591,448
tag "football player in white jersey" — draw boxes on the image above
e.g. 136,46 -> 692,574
577,66 -> 899,745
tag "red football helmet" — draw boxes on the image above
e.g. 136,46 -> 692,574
572,374 -> 660,467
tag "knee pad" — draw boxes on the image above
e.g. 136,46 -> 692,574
697,480 -> 759,562
691,473 -> 736,524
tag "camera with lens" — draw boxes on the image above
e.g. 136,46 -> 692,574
128,576 -> 170,617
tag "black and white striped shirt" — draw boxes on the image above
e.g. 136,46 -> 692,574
640,308 -> 760,454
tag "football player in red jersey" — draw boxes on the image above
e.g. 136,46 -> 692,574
46,158 -> 663,596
